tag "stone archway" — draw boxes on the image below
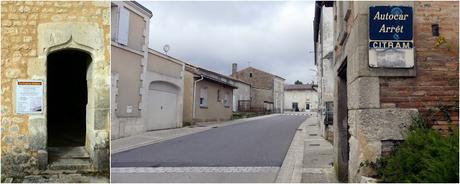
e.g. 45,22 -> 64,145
28,22 -> 110,171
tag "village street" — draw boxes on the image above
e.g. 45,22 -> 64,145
111,113 -> 335,183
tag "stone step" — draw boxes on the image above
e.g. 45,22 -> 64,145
48,146 -> 89,159
48,158 -> 92,171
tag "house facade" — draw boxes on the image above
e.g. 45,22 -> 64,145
284,84 -> 318,112
1,1 -> 110,177
314,1 -> 335,141
232,80 -> 251,112
183,64 -> 236,123
320,1 -> 459,182
231,64 -> 285,113
111,2 -> 185,139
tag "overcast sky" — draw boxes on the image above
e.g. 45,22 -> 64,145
139,1 -> 316,84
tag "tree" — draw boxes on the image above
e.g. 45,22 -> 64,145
294,80 -> 303,85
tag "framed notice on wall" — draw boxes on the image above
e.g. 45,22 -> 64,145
368,6 -> 414,68
16,80 -> 44,114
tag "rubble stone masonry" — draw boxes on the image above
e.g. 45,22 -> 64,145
1,1 -> 110,177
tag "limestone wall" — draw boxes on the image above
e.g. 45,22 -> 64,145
1,1 -> 110,176
284,90 -> 318,111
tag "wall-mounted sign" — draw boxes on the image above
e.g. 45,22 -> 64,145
368,6 -> 414,68
16,80 -> 44,114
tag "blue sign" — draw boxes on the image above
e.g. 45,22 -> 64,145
369,6 -> 413,41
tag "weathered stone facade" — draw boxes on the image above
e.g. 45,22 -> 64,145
328,1 -> 459,182
314,1 -> 335,141
231,65 -> 285,112
1,1 -> 110,177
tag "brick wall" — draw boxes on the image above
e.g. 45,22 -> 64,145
380,1 -> 459,134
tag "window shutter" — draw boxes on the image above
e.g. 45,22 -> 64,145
118,7 -> 130,45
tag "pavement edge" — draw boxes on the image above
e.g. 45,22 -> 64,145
275,117 -> 307,183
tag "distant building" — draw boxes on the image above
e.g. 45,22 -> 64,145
284,84 -> 318,112
232,79 -> 251,112
314,1 -> 334,142
231,64 -> 285,113
183,64 -> 238,123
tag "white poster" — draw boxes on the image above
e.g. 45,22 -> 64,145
16,80 -> 43,114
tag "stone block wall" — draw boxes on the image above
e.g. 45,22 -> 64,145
380,1 -> 459,134
331,1 -> 459,182
1,1 -> 110,176
232,67 -> 275,90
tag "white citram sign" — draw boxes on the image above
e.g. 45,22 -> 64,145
16,80 -> 44,114
368,6 -> 414,68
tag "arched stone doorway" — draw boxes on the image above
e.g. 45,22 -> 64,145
147,81 -> 180,130
33,22 -> 110,171
47,49 -> 91,147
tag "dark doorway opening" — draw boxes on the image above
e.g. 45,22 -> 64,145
336,61 -> 349,182
292,102 -> 299,112
47,49 -> 91,147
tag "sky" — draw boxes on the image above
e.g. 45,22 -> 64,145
139,1 -> 316,84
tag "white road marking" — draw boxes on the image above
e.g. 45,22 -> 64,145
111,167 -> 280,173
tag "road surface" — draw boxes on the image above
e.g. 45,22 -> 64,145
111,114 -> 308,182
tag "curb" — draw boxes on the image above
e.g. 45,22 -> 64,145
275,117 -> 307,183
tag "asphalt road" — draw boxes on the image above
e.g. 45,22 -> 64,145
111,114 -> 307,167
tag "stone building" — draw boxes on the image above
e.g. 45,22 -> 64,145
183,64 -> 237,123
314,1 -> 335,142
111,1 -> 185,139
323,1 -> 459,182
283,84 -> 318,112
1,1 -> 110,178
231,64 -> 285,113
232,78 -> 251,112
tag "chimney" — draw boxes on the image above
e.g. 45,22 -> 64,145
232,63 -> 237,76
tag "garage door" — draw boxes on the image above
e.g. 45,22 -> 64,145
147,81 -> 178,130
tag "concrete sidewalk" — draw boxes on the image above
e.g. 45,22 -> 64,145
275,112 -> 337,183
111,114 -> 278,154
301,113 -> 337,183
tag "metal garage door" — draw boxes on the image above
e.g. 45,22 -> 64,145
147,81 -> 178,130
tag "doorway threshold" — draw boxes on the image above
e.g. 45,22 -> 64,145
48,147 -> 91,171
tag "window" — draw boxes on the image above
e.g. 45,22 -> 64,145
217,89 -> 221,102
325,101 -> 334,124
118,6 -> 130,45
200,87 -> 208,107
306,103 -> 310,110
249,73 -> 253,78
111,5 -> 119,41
223,93 -> 229,107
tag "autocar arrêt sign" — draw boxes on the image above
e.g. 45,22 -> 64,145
369,6 -> 413,41
368,6 -> 414,68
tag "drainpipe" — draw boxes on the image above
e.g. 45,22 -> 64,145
192,75 -> 204,119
